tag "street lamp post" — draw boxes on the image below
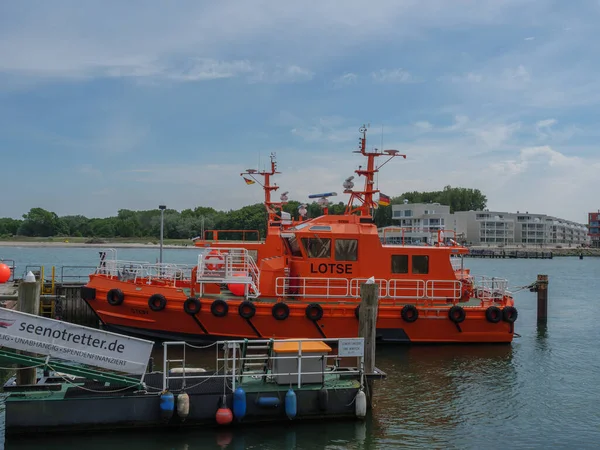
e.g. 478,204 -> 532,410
159,205 -> 166,264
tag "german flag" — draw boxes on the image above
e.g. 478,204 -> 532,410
378,193 -> 390,206
243,177 -> 256,185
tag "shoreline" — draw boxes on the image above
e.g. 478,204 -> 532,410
0,241 -> 197,249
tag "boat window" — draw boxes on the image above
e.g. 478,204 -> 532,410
391,255 -> 408,274
285,237 -> 303,257
309,226 -> 331,231
412,255 -> 429,274
335,239 -> 358,261
301,238 -> 331,258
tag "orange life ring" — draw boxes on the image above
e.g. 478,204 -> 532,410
205,250 -> 225,271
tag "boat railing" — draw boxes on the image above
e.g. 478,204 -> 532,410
162,337 -> 366,392
349,278 -> 389,297
196,247 -> 260,298
193,229 -> 262,243
275,277 -> 350,298
387,279 -> 427,299
276,277 -> 462,301
471,275 -> 509,300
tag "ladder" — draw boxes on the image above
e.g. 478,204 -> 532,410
239,338 -> 274,382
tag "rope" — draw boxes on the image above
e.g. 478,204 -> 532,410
183,341 -> 218,350
0,363 -> 45,371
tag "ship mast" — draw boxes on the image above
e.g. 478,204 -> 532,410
344,125 -> 406,216
240,152 -> 288,223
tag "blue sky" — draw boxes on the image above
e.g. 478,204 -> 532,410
1,0 -> 599,223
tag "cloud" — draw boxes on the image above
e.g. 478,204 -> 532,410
524,36 -> 535,41
371,68 -> 417,83
332,73 -> 358,88
536,119 -> 557,129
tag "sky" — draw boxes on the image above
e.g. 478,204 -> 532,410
1,0 -> 599,224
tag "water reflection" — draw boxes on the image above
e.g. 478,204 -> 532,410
9,419 -> 379,450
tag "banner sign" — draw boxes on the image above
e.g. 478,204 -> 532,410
0,308 -> 154,375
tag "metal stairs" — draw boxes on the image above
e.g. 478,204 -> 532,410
239,338 -> 274,382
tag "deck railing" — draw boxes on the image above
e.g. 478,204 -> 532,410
162,337 -> 365,391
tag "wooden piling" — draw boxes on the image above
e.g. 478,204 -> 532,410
358,282 -> 379,377
536,274 -> 548,322
16,275 -> 41,386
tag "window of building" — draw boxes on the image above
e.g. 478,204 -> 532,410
412,255 -> 429,274
301,238 -> 331,258
335,239 -> 358,261
391,255 -> 409,273
404,210 -> 413,217
285,237 -> 303,257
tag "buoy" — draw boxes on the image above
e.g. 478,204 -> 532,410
160,391 -> 175,421
285,388 -> 297,420
256,396 -> 280,408
227,273 -> 247,297
177,391 -> 190,421
0,263 -> 11,284
216,396 -> 233,425
233,387 -> 246,422
318,387 -> 329,411
355,389 -> 367,419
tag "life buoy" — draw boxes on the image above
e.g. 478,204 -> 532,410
502,306 -> 518,323
211,299 -> 229,317
401,304 -> 419,323
305,303 -> 323,321
205,250 -> 225,271
448,305 -> 466,323
107,288 -> 124,306
184,297 -> 201,315
148,294 -> 167,312
272,302 -> 289,321
485,306 -> 502,323
238,301 -> 256,319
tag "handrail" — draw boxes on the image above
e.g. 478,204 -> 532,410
198,229 -> 261,242
162,337 -> 365,391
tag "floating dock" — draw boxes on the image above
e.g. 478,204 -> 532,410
0,299 -> 385,437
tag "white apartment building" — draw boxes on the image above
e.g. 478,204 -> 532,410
380,201 -> 456,245
381,202 -> 589,247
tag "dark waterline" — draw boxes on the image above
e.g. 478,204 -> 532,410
1,248 -> 599,448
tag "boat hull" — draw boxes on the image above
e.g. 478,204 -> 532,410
83,277 -> 516,344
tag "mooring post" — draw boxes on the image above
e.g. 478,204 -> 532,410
536,274 -> 548,322
359,282 -> 379,406
16,271 -> 41,385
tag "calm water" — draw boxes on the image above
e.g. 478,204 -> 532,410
1,246 -> 600,449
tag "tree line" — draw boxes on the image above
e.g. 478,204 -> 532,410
0,186 -> 487,240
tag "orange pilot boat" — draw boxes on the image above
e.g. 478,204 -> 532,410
81,126 -> 518,344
